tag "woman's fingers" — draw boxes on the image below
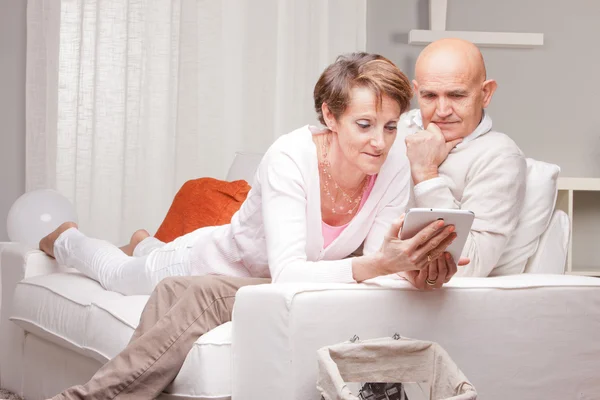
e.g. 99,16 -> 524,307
417,267 -> 435,290
401,250 -> 466,291
410,268 -> 428,290
444,253 -> 458,283
386,213 -> 406,239
400,270 -> 420,289
458,257 -> 470,266
422,258 -> 447,290
406,219 -> 448,252
427,258 -> 439,283
410,228 -> 456,264
409,253 -> 461,291
433,256 -> 448,289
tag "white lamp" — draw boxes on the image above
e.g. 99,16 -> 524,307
7,189 -> 78,247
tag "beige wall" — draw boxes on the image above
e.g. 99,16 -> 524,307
367,0 -> 600,271
367,0 -> 600,177
0,0 -> 27,241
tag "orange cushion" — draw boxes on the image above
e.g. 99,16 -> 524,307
154,177 -> 251,243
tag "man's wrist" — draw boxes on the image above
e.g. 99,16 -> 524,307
411,166 -> 439,184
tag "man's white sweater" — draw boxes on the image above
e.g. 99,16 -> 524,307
400,110 -> 527,277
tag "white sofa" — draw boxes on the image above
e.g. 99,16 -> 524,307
1,154 -> 600,400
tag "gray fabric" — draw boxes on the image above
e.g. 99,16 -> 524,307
317,337 -> 477,400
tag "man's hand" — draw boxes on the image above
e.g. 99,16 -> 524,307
399,253 -> 469,290
405,123 -> 462,184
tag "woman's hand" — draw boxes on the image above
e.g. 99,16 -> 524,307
377,214 -> 456,275
401,253 -> 470,290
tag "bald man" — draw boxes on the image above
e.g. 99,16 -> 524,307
400,38 -> 527,280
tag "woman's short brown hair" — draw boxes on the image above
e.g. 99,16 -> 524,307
313,53 -> 412,125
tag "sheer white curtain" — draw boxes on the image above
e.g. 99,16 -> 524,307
26,0 -> 366,244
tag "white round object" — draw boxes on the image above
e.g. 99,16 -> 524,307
6,189 -> 78,247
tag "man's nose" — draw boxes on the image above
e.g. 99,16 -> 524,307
435,97 -> 452,118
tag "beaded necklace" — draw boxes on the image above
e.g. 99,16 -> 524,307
318,133 -> 368,215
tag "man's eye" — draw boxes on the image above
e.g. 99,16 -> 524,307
423,94 -> 435,99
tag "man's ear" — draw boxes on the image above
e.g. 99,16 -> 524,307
321,102 -> 337,131
481,79 -> 497,108
412,79 -> 419,98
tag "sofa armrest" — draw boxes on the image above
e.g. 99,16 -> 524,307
1,243 -> 67,320
231,274 -> 600,400
0,243 -> 76,391
1,243 -> 69,280
1,243 -> 75,303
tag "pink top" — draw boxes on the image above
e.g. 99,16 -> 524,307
322,174 -> 377,248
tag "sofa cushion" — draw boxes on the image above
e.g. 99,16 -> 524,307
10,272 -> 234,398
10,272 -> 124,357
492,158 -> 560,276
154,177 -> 251,243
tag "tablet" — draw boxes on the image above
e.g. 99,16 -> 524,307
399,208 -> 475,262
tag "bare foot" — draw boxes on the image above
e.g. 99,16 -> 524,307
39,221 -> 78,258
119,229 -> 150,256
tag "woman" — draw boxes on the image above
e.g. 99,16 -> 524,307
40,53 -> 460,295
48,53 -> 466,398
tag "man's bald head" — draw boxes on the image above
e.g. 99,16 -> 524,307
415,38 -> 486,83
413,39 -> 497,141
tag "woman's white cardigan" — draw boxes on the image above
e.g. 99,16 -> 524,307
191,126 -> 411,283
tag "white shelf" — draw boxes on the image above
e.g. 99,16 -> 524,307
556,177 -> 600,276
408,30 -> 544,48
567,270 -> 600,277
409,0 -> 544,49
558,177 -> 600,191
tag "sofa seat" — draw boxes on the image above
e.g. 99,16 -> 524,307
10,272 -> 233,399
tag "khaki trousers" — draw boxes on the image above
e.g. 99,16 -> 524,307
53,275 -> 270,399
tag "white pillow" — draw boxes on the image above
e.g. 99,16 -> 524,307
226,152 -> 264,183
491,158 -> 561,276
523,209 -> 569,274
